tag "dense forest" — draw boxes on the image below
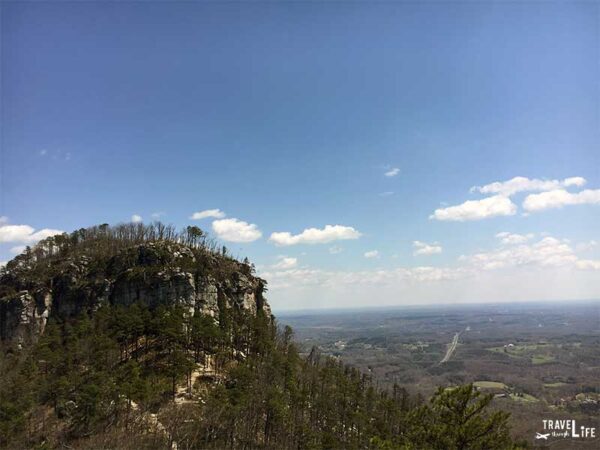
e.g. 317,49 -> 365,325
0,224 -> 526,449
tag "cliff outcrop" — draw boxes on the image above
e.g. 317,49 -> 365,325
0,226 -> 270,346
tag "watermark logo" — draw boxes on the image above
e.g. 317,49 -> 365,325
536,419 -> 596,440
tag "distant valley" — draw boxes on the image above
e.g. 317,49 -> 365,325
280,301 -> 600,448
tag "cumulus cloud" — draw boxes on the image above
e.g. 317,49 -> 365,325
260,265 -> 469,290
384,167 -> 400,177
190,209 -> 226,220
271,257 -> 298,270
576,260 -> 600,270
413,241 -> 442,256
269,225 -> 361,246
10,245 -> 26,255
464,236 -> 580,270
495,232 -> 534,245
29,229 -> 65,242
258,231 -> 600,308
430,195 -> 517,221
522,189 -> 600,212
131,214 -> 143,223
364,250 -> 379,259
0,225 -> 35,243
212,218 -> 262,243
0,223 -> 63,245
471,176 -> 586,197
433,176 -> 593,221
259,232 -> 600,308
564,177 -> 587,187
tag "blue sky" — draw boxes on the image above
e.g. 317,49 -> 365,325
1,2 -> 599,310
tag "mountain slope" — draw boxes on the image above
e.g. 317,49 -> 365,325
0,224 -> 521,449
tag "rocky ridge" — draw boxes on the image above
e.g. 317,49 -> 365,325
0,239 -> 270,346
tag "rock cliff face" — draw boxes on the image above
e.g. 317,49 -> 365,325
0,240 -> 270,346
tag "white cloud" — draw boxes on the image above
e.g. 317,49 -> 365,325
465,236 -> 580,270
0,224 -> 63,244
258,231 -> 600,309
28,229 -> 64,243
131,214 -> 143,223
384,167 -> 400,177
269,225 -> 361,246
0,261 -> 6,269
432,176 -> 592,222
190,209 -> 226,220
329,246 -> 344,254
379,191 -> 394,197
564,177 -> 587,187
212,218 -> 262,243
495,232 -> 534,245
10,245 -> 26,255
267,235 -> 600,288
260,233 -> 600,309
271,257 -> 298,270
406,266 -> 469,281
430,195 -> 517,221
260,265 -> 470,291
151,211 -> 165,219
576,260 -> 600,270
39,149 -> 47,156
471,176 -> 586,197
364,250 -> 379,259
0,216 -> 7,225
0,225 -> 35,243
522,189 -> 600,212
413,240 -> 442,256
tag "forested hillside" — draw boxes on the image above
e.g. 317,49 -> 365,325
0,224 -> 524,449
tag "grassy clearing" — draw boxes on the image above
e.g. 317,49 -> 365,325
488,343 -> 549,352
544,382 -> 566,388
509,393 -> 539,403
532,355 -> 555,365
486,346 -> 528,358
488,344 -> 557,365
473,381 -> 508,389
402,343 -> 429,351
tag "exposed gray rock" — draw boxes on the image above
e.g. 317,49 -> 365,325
0,241 -> 271,344
196,276 -> 219,317
0,290 -> 52,345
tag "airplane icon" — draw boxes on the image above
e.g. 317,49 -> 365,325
535,432 -> 550,440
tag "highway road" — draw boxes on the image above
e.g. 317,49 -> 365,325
441,332 -> 460,363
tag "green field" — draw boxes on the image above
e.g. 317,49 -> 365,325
543,382 -> 566,388
488,346 -> 520,357
487,344 -> 557,365
473,381 -> 507,389
532,355 -> 555,365
509,393 -> 539,403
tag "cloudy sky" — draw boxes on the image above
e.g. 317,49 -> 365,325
1,2 -> 599,311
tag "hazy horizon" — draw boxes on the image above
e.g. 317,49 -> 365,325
274,298 -> 600,315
